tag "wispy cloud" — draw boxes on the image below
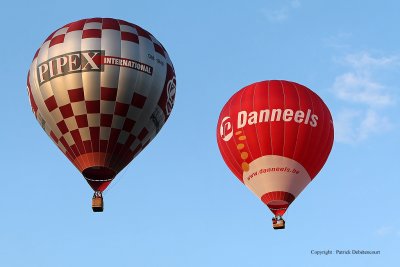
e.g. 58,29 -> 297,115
343,52 -> 399,70
335,109 -> 392,143
261,0 -> 301,22
331,52 -> 398,144
324,32 -> 352,49
375,226 -> 400,237
332,72 -> 392,107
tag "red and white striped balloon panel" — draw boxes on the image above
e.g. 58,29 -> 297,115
27,18 -> 176,191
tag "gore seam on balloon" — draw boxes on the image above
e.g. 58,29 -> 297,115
291,82 -> 301,160
252,82 -> 262,159
267,81 -> 274,155
103,19 -> 122,167
240,85 -> 254,161
281,80 -> 287,158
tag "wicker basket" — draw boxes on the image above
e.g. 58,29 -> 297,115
92,197 -> 104,212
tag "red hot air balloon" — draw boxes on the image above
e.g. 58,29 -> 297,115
27,18 -> 176,212
216,80 -> 333,229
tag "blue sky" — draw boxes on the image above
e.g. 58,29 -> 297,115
1,0 -> 399,266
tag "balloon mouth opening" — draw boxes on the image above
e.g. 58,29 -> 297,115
266,200 -> 289,216
82,166 -> 116,181
267,200 -> 288,206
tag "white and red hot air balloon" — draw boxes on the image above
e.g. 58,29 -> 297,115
27,18 -> 176,212
216,80 -> 334,229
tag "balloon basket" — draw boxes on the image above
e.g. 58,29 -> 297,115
272,219 -> 285,230
92,196 -> 104,212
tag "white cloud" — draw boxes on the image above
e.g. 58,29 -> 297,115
343,52 -> 399,70
375,226 -> 400,237
263,8 -> 289,22
261,0 -> 301,22
290,0 -> 301,8
332,72 -> 392,107
335,109 -> 392,143
359,109 -> 392,139
324,32 -> 352,49
331,52 -> 398,144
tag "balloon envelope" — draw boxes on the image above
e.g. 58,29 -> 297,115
217,80 -> 333,216
27,18 -> 176,191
